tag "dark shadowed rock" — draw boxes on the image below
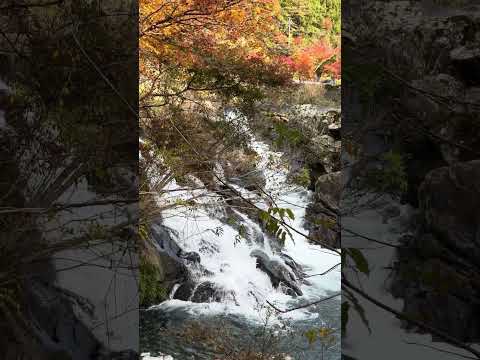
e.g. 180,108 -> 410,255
173,280 -> 196,301
189,281 -> 238,304
191,281 -> 221,303
328,122 -> 341,141
450,46 -> 480,85
305,171 -> 341,248
391,161 -> 480,341
419,160 -> 480,260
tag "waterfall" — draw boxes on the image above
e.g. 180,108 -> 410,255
148,127 -> 340,322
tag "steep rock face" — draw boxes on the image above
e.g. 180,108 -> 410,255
349,2 -> 480,81
142,224 -> 191,306
344,1 -> 480,344
391,161 -> 480,342
345,2 -> 480,205
288,106 -> 341,175
306,172 -> 341,248
273,106 -> 341,249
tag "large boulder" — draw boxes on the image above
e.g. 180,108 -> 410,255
315,171 -> 341,206
250,250 -> 303,297
280,253 -> 310,285
143,223 -> 196,306
172,280 -> 196,301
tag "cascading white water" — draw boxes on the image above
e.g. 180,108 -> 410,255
148,119 -> 340,323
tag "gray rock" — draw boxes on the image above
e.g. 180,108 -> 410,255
315,171 -> 342,206
250,250 -> 303,296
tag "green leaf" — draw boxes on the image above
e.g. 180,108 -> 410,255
286,208 -> 295,220
304,329 -> 317,345
347,248 -> 370,276
259,210 -> 270,223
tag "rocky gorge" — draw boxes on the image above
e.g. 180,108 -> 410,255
139,83 -> 342,359
342,1 -> 480,357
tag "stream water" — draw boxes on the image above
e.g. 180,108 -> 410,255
140,112 -> 341,359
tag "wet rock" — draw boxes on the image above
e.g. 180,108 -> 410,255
280,253 -> 307,281
250,250 -> 303,297
150,223 -> 182,259
198,239 -> 220,255
143,223 -> 193,305
250,249 -> 269,264
190,281 -> 221,303
189,281 -> 238,305
178,251 -> 201,264
173,280 -> 196,301
252,229 -> 265,246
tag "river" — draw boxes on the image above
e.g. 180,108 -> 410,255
140,110 -> 341,360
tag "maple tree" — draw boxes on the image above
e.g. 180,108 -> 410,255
140,0 -> 340,101
140,0 -> 294,105
281,37 -> 340,80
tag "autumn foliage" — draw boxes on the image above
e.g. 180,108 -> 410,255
140,0 -> 340,90
140,0 -> 294,91
281,38 -> 340,80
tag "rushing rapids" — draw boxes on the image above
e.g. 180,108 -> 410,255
140,110 -> 341,359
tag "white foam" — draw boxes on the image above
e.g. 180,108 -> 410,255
141,352 -> 174,360
153,131 -> 340,322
